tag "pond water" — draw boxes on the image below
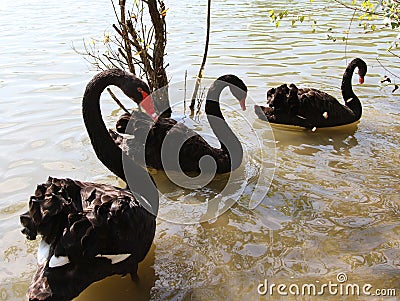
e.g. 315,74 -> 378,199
0,0 -> 399,300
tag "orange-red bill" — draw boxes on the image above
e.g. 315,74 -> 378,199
359,76 -> 364,84
139,91 -> 158,120
239,97 -> 247,111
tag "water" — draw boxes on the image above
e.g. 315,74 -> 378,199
1,0 -> 399,300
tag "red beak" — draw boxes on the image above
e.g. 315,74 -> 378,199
239,97 -> 247,111
139,91 -> 158,120
359,76 -> 364,84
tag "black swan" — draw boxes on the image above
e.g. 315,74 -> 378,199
254,58 -> 367,128
112,74 -> 248,174
20,69 -> 159,301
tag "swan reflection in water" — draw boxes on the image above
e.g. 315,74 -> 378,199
269,122 -> 359,156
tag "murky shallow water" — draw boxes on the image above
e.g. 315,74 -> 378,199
0,0 -> 399,300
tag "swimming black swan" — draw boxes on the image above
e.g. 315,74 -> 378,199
112,74 -> 248,173
20,69 -> 159,301
254,58 -> 367,128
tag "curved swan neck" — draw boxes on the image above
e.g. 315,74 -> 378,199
82,70 -> 159,213
205,78 -> 243,172
341,59 -> 363,118
341,59 -> 359,100
83,70 -> 127,181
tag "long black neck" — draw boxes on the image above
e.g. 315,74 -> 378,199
82,69 -> 158,214
341,59 -> 362,118
205,79 -> 243,172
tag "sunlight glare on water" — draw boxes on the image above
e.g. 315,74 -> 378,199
0,0 -> 399,300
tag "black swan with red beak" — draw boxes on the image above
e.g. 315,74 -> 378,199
112,74 -> 248,173
254,58 -> 367,128
20,69 -> 159,301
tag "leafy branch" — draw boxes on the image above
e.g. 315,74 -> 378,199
268,0 -> 400,44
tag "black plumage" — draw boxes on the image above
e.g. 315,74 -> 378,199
21,69 -> 159,301
113,75 -> 248,174
255,58 -> 367,128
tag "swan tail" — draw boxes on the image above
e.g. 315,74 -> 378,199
255,84 -> 301,124
116,112 -> 131,133
254,105 -> 271,121
115,110 -> 153,134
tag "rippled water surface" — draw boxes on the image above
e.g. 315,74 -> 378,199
1,0 -> 399,300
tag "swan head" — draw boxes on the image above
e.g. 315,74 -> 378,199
217,74 -> 248,111
120,76 -> 158,120
354,58 -> 367,84
119,75 -> 151,103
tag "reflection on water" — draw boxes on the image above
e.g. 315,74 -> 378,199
77,244 -> 156,301
1,0 -> 399,300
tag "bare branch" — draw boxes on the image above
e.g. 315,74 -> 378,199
333,0 -> 385,17
190,0 -> 211,112
107,88 -> 131,114
376,56 -> 400,79
118,0 -> 136,74
76,0 -> 171,115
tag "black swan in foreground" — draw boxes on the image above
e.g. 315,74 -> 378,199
254,58 -> 367,128
112,74 -> 248,173
20,69 -> 159,301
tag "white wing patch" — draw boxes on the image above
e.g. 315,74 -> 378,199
37,239 -> 50,265
38,238 -> 131,267
49,255 -> 70,268
96,254 -> 131,264
133,192 -> 154,214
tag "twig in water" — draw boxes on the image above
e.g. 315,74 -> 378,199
195,87 -> 207,121
184,70 -> 187,115
344,9 -> 356,64
376,56 -> 400,80
107,88 -> 131,114
190,0 -> 212,112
